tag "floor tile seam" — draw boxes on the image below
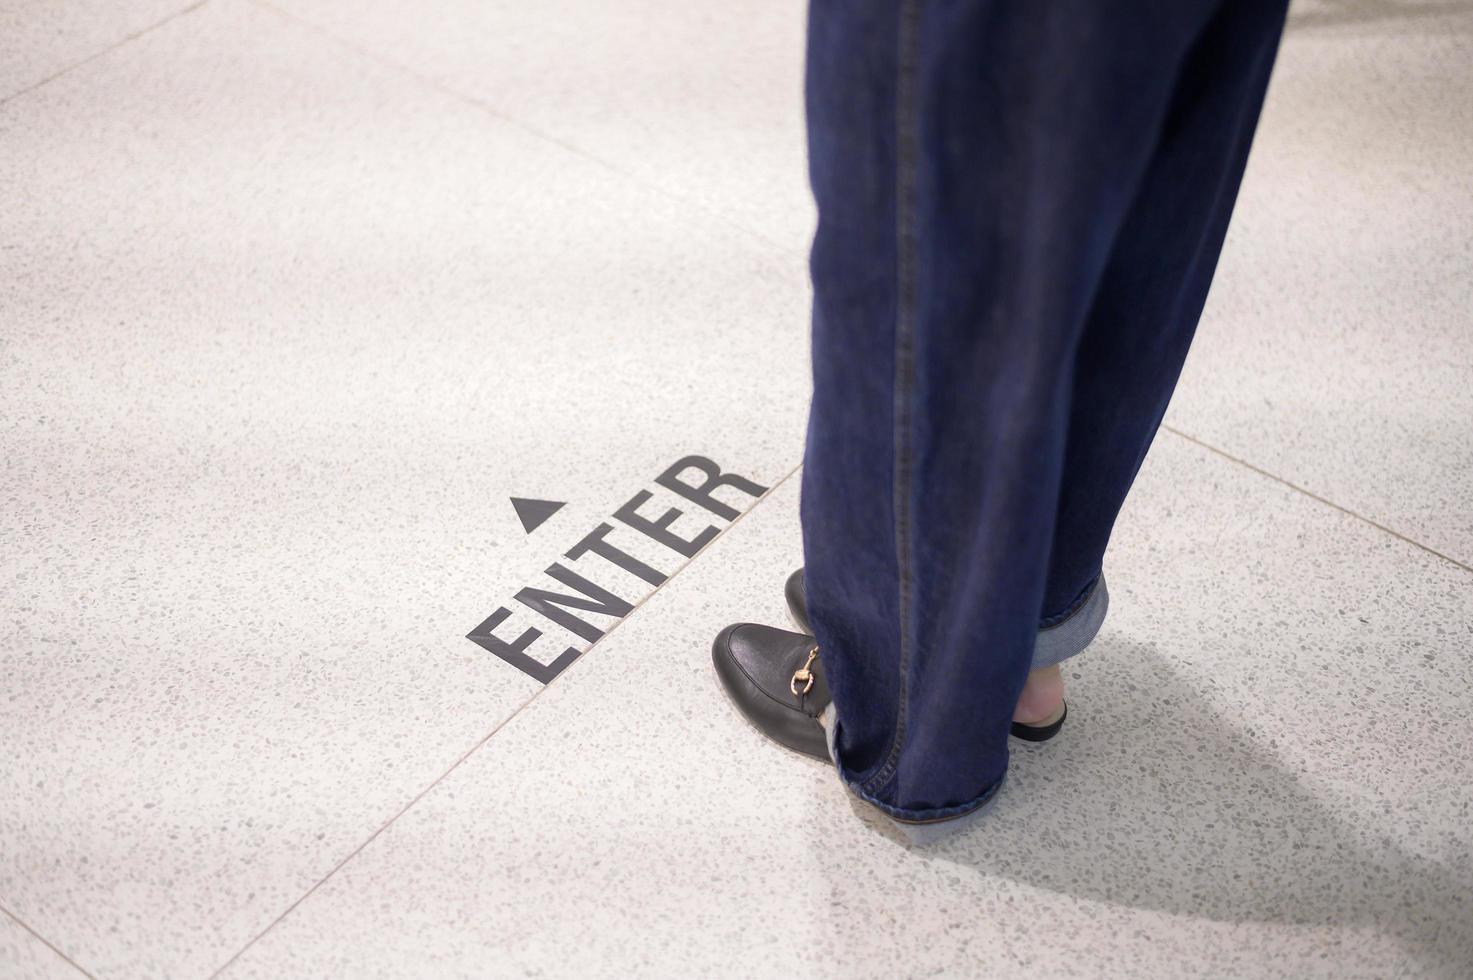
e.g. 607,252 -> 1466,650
1161,424 -> 1472,576
246,0 -> 806,263
0,902 -> 96,980
0,0 -> 212,110
204,458 -> 803,978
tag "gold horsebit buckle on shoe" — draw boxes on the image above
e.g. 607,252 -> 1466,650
790,646 -> 819,697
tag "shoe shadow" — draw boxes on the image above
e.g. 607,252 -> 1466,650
831,641 -> 1472,974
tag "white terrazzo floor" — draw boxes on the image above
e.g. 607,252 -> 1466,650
2,0 -> 1470,977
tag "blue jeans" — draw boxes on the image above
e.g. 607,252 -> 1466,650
800,0 -> 1288,823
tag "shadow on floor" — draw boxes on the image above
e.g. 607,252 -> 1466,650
829,643 -> 1471,975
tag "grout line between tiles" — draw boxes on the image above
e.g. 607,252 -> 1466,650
0,0 -> 212,110
246,0 -> 805,260
204,430 -> 1458,977
1162,424 -> 1473,575
206,459 -> 805,978
0,902 -> 95,980
209,427 -> 1459,974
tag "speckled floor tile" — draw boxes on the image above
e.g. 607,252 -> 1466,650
220,434 -> 1473,979
0,0 -> 807,976
260,0 -> 815,252
7,0 -> 1471,976
1168,1 -> 1473,566
0,913 -> 83,980
0,0 -> 198,102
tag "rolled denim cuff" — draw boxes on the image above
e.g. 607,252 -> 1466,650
1032,573 -> 1109,670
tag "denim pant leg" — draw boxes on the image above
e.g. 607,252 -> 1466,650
801,0 -> 1288,824
1040,1 -> 1291,626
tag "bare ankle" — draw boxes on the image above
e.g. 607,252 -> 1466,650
1014,664 -> 1066,726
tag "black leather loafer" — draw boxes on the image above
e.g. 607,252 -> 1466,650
782,567 -> 1068,743
785,568 -> 811,633
712,623 -> 831,761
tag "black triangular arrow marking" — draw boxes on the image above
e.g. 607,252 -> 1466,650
510,497 -> 566,534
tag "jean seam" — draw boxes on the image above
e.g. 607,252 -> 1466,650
860,0 -> 924,801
